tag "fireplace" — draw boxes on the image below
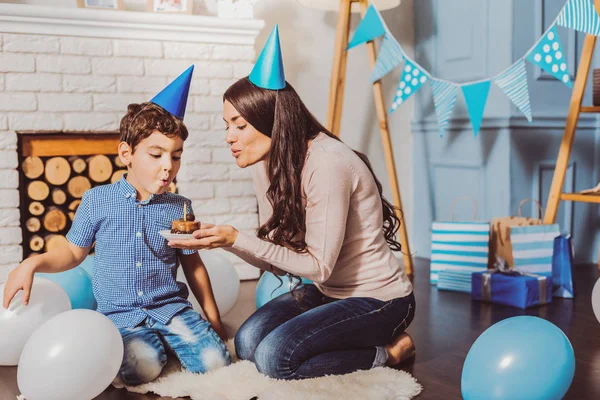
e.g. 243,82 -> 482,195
0,3 -> 264,282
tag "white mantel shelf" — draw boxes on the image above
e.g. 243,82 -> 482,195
0,3 -> 264,44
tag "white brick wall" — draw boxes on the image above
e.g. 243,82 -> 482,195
0,32 -> 260,280
6,73 -> 61,92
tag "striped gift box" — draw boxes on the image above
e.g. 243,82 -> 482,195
437,268 -> 474,293
430,221 -> 490,285
510,224 -> 560,276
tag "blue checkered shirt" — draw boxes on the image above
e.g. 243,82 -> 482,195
66,175 -> 197,328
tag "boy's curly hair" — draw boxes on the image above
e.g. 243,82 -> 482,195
119,102 -> 189,153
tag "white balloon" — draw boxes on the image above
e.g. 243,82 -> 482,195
592,278 -> 600,324
0,277 -> 71,366
18,309 -> 124,400
178,250 -> 240,317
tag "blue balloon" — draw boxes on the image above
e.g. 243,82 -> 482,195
256,272 -> 312,309
37,267 -> 96,310
78,255 -> 94,279
462,316 -> 575,400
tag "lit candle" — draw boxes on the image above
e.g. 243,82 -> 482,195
183,203 -> 187,222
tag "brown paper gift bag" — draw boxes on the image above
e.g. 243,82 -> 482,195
490,199 -> 543,268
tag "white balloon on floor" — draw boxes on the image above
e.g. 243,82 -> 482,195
592,278 -> 600,324
177,250 -> 240,317
0,277 -> 71,366
17,309 -> 124,400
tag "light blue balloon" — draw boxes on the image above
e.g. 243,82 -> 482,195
78,255 -> 94,279
256,272 -> 312,309
461,316 -> 575,400
37,267 -> 96,310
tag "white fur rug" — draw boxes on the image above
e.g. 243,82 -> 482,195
123,340 -> 422,400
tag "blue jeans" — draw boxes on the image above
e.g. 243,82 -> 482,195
235,284 -> 415,380
117,307 -> 231,386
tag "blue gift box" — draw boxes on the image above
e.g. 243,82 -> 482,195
471,270 -> 552,309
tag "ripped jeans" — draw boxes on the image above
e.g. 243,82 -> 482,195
117,307 -> 231,386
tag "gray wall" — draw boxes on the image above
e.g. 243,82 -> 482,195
412,0 -> 600,264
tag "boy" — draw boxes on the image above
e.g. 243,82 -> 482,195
2,65 -> 232,386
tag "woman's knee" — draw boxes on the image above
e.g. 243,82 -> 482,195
119,337 -> 167,386
234,322 -> 261,361
253,336 -> 293,380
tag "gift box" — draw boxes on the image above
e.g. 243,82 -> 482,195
438,268 -> 473,294
471,270 -> 552,309
552,234 -> 575,298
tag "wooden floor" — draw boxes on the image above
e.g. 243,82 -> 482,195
2,259 -> 599,399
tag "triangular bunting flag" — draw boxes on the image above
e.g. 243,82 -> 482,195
461,80 -> 491,137
430,79 -> 459,137
494,60 -> 533,123
390,60 -> 429,112
526,25 -> 572,88
370,33 -> 405,83
557,0 -> 600,35
347,4 -> 387,50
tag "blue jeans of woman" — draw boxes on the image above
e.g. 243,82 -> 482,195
235,284 -> 415,380
117,307 -> 231,386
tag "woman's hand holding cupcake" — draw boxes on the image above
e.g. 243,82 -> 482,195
168,223 -> 238,250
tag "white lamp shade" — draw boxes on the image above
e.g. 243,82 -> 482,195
297,0 -> 400,12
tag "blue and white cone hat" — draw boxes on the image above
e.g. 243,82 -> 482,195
150,65 -> 194,120
249,25 -> 286,90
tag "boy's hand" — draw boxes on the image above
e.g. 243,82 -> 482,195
3,260 -> 37,309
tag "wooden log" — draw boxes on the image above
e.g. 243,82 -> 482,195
51,189 -> 67,205
68,199 -> 81,211
27,181 -> 50,201
45,234 -> 68,252
22,156 -> 44,179
29,201 -> 45,216
111,169 -> 127,184
68,200 -> 81,220
69,156 -> 87,174
45,157 -> 71,186
88,155 -> 113,183
25,217 -> 41,233
114,155 -> 125,168
43,207 -> 67,233
29,235 -> 44,252
67,176 -> 91,199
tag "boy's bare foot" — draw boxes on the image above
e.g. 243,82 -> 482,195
385,333 -> 415,366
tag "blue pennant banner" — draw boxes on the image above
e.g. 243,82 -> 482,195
370,33 -> 405,83
390,60 -> 429,112
526,25 -> 572,88
461,80 -> 491,137
557,0 -> 600,35
347,4 -> 387,50
494,60 -> 533,123
430,79 -> 459,137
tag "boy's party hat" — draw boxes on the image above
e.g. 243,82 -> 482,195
151,65 -> 194,120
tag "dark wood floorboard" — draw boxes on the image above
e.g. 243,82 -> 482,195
1,260 -> 598,399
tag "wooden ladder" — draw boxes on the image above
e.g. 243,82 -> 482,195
327,0 -> 414,276
544,22 -> 600,225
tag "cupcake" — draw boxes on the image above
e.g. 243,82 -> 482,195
171,204 -> 200,234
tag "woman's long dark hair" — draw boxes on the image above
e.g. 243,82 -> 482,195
223,77 -> 402,255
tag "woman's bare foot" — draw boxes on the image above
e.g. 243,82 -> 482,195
385,333 -> 415,366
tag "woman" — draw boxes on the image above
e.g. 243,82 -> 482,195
168,26 -> 415,380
